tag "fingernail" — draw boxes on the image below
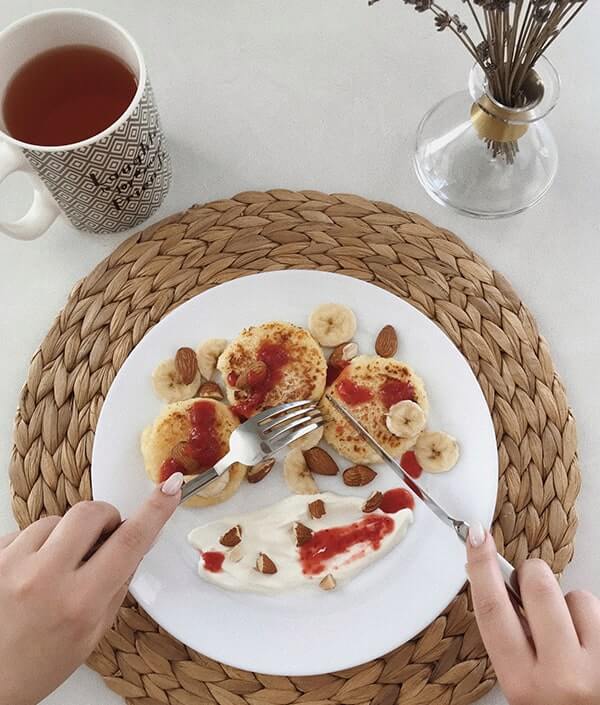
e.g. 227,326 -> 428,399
161,472 -> 184,496
468,521 -> 486,548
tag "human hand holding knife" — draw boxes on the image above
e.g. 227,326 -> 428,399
325,394 -> 522,606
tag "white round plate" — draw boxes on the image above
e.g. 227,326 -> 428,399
92,270 -> 497,676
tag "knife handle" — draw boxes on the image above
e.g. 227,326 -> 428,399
496,552 -> 523,607
456,522 -> 522,607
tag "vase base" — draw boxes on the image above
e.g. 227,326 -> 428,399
413,81 -> 559,220
413,154 -> 556,220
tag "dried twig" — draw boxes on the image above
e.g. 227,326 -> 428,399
371,0 -> 588,161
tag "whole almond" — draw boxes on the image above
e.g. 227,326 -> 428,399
170,442 -> 201,475
343,465 -> 377,487
256,552 -> 277,574
362,490 -> 383,513
198,381 -> 223,400
247,458 -> 275,484
247,360 -> 268,386
303,447 -> 339,476
308,499 -> 326,519
294,522 -> 313,547
220,525 -> 242,547
319,574 -> 336,590
329,342 -> 358,367
175,347 -> 198,384
238,360 -> 268,390
375,325 -> 398,358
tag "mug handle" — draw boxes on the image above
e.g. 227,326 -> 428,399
0,140 -> 61,241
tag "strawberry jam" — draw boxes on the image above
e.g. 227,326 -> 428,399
299,514 -> 394,575
400,450 -> 423,479
159,400 -> 225,481
326,359 -> 349,386
159,457 -> 184,482
202,551 -> 225,573
380,379 -> 416,409
336,378 -> 373,406
232,341 -> 289,419
380,488 -> 415,513
258,342 -> 289,370
188,401 -> 223,467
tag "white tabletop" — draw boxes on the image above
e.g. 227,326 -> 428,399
1,2 -> 599,704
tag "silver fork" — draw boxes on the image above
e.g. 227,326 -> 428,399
179,400 -> 324,504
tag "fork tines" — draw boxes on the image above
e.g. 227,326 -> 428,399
252,399 -> 318,425
255,400 -> 324,453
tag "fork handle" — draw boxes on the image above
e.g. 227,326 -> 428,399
179,468 -> 220,504
178,453 -> 235,505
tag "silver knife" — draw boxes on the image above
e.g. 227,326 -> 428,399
326,394 -> 522,606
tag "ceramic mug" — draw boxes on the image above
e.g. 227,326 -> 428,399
0,9 -> 172,240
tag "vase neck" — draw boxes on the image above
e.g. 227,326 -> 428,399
482,72 -> 543,122
468,57 -> 560,126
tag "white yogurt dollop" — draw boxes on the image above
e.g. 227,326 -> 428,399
188,492 -> 413,593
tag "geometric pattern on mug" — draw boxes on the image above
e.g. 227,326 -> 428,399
23,81 -> 172,234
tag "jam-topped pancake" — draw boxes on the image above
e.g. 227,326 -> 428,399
320,355 -> 429,464
218,321 -> 327,419
141,398 -> 246,507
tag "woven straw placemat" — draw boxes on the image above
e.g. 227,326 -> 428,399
10,190 -> 580,705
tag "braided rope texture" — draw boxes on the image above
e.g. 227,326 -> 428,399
9,190 -> 580,705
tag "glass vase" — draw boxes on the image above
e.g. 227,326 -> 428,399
414,57 -> 560,218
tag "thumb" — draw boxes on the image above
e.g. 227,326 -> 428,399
466,522 -> 506,598
466,522 -> 532,673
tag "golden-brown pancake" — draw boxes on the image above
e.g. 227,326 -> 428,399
217,321 -> 326,418
141,398 -> 246,507
320,355 -> 428,464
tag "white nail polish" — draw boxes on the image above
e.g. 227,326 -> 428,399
468,521 -> 486,547
161,472 -> 184,496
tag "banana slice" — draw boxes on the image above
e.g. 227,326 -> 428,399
283,448 -> 319,494
414,431 -> 459,473
386,400 -> 426,438
152,359 -> 201,403
308,304 -> 357,347
289,426 -> 324,451
197,338 -> 228,381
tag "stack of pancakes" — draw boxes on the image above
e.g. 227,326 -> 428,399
141,320 -> 428,506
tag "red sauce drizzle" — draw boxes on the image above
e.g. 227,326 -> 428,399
337,378 -> 373,406
159,457 -> 184,481
202,551 -> 225,573
231,341 -> 289,419
380,379 -> 416,409
159,401 -> 225,481
299,514 -> 395,575
188,402 -> 223,467
380,488 -> 415,513
401,451 -> 423,479
326,359 -> 349,386
259,342 -> 289,369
